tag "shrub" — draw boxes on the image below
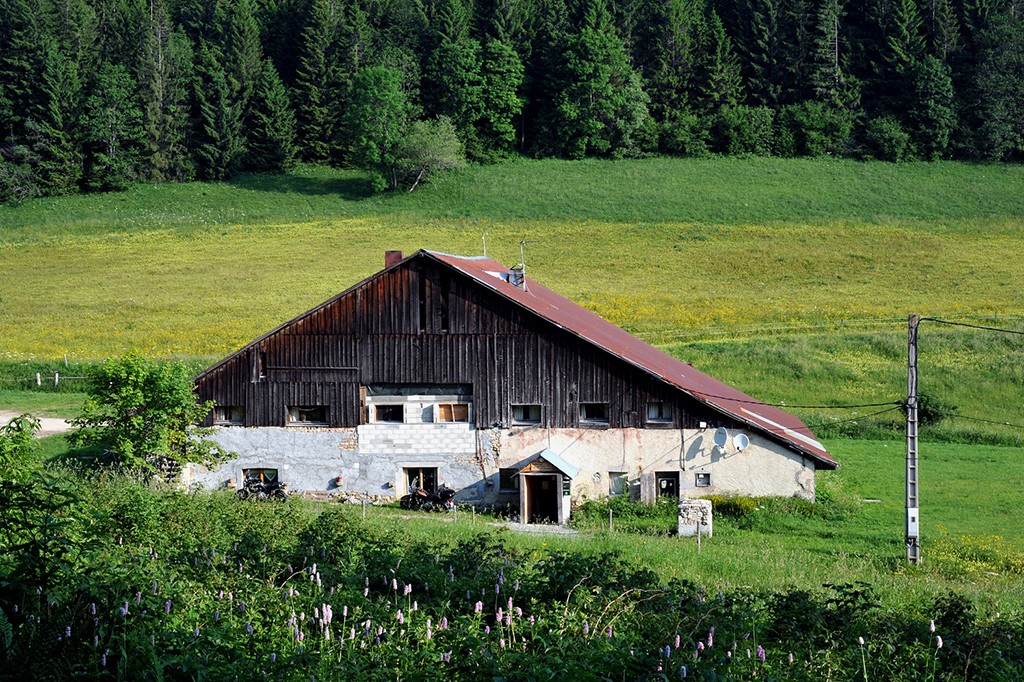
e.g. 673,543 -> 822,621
776,102 -> 853,157
710,105 -> 775,156
861,115 -> 913,161
659,111 -> 711,157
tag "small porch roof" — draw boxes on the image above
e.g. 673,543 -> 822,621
515,449 -> 580,480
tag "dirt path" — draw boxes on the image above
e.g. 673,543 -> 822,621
0,411 -> 73,438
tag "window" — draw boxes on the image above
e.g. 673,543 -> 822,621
287,405 -> 328,425
580,402 -> 609,423
695,472 -> 712,488
646,401 -> 672,424
498,468 -> 520,492
609,472 -> 628,496
512,404 -> 542,424
373,404 -> 404,423
437,403 -> 470,422
214,405 -> 244,425
405,467 -> 437,493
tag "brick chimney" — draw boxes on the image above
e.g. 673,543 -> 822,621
385,250 -> 403,268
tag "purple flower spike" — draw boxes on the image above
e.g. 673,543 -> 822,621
757,645 -> 765,663
101,653 -> 107,667
680,665 -> 687,679
789,652 -> 795,664
164,600 -> 172,615
270,653 -> 277,663
474,601 -> 483,613
397,610 -> 404,624
441,617 -> 448,630
135,592 -> 142,606
675,634 -> 681,649
65,626 -> 72,639
583,621 -> 589,635
664,645 -> 671,658
485,625 -> 490,635
90,603 -> 96,615
697,641 -> 705,651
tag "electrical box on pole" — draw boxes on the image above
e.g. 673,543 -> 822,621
906,314 -> 921,564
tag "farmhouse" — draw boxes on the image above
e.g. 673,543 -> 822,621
189,250 -> 836,522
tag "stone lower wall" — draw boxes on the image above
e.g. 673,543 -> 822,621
186,423 -> 817,504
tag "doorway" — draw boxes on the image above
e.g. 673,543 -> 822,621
524,475 -> 559,523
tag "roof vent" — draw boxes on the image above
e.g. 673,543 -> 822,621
385,250 -> 403,268
509,265 -> 526,289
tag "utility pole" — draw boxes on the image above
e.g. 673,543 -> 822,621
906,314 -> 921,564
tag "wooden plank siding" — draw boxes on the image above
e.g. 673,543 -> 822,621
196,258 -> 733,431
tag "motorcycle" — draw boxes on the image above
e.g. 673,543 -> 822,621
236,471 -> 288,501
399,484 -> 456,512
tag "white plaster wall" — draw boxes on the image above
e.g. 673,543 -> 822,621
488,426 -> 816,501
188,423 -> 816,503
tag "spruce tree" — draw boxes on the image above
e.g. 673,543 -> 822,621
294,0 -> 341,163
549,0 -> 652,158
423,0 -> 484,158
192,42 -> 245,180
138,0 -> 194,181
81,62 -> 145,190
246,59 -> 298,172
477,37 -> 524,158
27,39 -> 83,196
695,7 -> 743,115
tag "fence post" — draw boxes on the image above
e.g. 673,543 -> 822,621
36,373 -> 41,386
609,508 -> 613,533
54,372 -> 59,386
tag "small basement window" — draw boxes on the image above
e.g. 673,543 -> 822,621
695,472 -> 712,488
580,402 -> 609,423
609,472 -> 628,496
214,405 -> 244,425
437,403 -> 470,422
646,401 -> 672,424
405,467 -> 437,493
373,404 -> 405,423
287,405 -> 328,425
498,467 -> 520,492
512,404 -> 541,424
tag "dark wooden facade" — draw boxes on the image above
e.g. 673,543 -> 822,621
195,254 -> 734,431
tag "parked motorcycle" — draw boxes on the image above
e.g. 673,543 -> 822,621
399,484 -> 455,512
236,471 -> 288,501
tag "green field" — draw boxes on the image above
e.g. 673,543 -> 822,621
2,160 -> 1023,678
2,158 -> 1022,442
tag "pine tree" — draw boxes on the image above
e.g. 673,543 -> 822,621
810,0 -> 858,108
477,36 -> 524,158
138,0 -> 194,181
638,0 -> 702,123
226,0 -> 263,111
293,0 -> 341,163
192,42 -> 245,180
738,0 -> 785,107
27,39 -> 83,196
906,54 -> 955,159
246,59 -> 298,172
424,0 -> 484,157
0,0 -> 46,143
695,7 -> 742,114
549,0 -> 652,158
81,61 -> 145,190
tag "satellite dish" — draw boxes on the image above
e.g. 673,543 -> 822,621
733,433 -> 750,451
712,427 -> 729,448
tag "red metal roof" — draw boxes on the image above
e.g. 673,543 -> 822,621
425,250 -> 837,469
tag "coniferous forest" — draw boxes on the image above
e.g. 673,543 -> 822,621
1,0 -> 1022,200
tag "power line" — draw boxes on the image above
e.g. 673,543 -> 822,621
921,317 -> 1024,336
948,412 -> 1024,430
690,391 -> 903,410
804,405 -> 905,429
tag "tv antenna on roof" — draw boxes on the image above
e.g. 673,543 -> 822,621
518,238 -> 535,291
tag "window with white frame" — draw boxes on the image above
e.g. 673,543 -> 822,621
695,472 -> 712,487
